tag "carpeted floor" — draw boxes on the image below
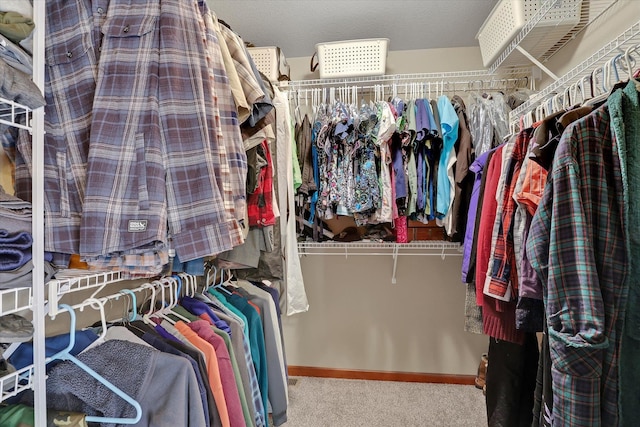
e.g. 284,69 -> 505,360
285,376 -> 487,427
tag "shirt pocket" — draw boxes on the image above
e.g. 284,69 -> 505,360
547,307 -> 608,378
45,32 -> 92,67
99,3 -> 159,75
100,1 -> 159,44
101,14 -> 157,39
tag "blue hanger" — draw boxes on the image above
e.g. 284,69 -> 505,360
172,275 -> 183,301
48,304 -> 142,425
119,289 -> 138,322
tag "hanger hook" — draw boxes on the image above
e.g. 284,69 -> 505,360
119,289 -> 138,322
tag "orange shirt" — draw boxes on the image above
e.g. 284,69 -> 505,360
175,320 -> 230,427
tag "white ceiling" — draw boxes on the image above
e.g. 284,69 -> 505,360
209,0 -> 500,58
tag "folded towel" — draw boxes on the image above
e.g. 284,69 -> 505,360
0,229 -> 32,249
0,247 -> 31,271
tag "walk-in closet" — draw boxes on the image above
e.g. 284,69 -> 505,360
0,0 -> 639,426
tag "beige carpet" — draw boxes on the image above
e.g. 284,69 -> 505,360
285,376 -> 486,427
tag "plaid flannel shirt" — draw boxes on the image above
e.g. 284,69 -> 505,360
484,127 -> 534,301
78,0 -> 241,262
526,103 -> 628,427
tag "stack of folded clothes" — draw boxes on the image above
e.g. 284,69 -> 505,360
0,6 -> 46,174
0,184 -> 32,289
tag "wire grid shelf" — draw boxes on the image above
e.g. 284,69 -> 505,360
47,270 -> 124,317
298,241 -> 463,256
510,18 -> 640,125
0,365 -> 34,403
0,287 -> 33,316
490,0 -> 620,71
0,97 -> 32,132
283,68 -> 533,90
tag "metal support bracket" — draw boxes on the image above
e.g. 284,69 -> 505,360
515,45 -> 559,80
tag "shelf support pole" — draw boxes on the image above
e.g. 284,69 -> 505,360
391,245 -> 399,284
515,45 -> 559,80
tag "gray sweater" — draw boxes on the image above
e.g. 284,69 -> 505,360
45,339 -> 207,427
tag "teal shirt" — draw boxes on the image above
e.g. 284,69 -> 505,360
225,293 -> 269,427
436,95 -> 459,218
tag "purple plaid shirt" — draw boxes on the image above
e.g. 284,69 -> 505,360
17,0 -> 247,265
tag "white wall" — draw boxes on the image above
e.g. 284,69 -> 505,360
284,254 -> 488,376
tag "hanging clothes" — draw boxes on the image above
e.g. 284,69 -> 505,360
526,81 -> 640,426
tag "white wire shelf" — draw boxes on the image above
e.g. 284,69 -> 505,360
47,270 -> 124,317
0,287 -> 33,316
510,18 -> 640,125
489,0 -> 620,72
0,365 -> 34,403
298,240 -> 462,256
283,68 -> 533,90
0,96 -> 33,132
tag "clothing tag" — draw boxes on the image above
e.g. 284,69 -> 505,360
128,220 -> 148,232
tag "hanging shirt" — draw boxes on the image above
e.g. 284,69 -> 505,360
436,95 -> 459,219
461,148 -> 495,283
526,92 -> 630,426
175,321 -> 231,427
225,293 -> 270,427
373,102 -> 396,223
190,320 -> 246,427
484,127 -> 535,302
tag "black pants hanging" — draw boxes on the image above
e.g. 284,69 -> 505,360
486,333 -> 539,427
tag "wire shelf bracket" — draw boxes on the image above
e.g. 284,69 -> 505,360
510,18 -> 640,126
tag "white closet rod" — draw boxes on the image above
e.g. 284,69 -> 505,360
510,18 -> 640,125
283,67 -> 532,89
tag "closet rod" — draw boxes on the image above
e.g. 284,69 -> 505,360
510,18 -> 640,125
288,77 -> 530,98
282,67 -> 532,89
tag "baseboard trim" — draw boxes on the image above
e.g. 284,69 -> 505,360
287,366 -> 476,385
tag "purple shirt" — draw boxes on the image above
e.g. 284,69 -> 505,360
461,149 -> 494,282
181,296 -> 232,338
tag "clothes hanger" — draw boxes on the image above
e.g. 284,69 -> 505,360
118,289 -> 139,323
177,272 -> 196,298
204,261 -> 217,291
623,44 -> 640,89
214,268 -> 234,295
49,304 -> 142,425
160,276 -> 193,324
139,282 -> 159,326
